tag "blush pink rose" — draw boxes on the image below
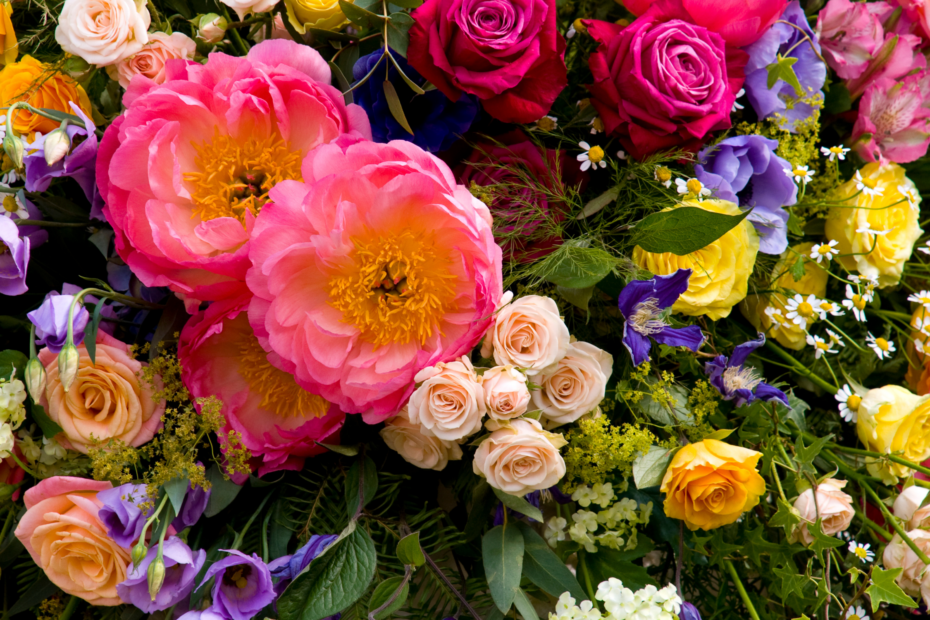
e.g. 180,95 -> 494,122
788,478 -> 855,546
883,529 -> 930,603
816,0 -> 885,80
473,418 -> 567,494
14,477 -> 130,605
106,31 -> 197,89
97,39 -> 372,311
852,74 -> 930,164
179,295 -> 345,476
246,137 -> 503,422
584,14 -> 746,160
408,357 -> 486,441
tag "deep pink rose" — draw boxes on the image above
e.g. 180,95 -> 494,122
816,0 -> 885,80
852,74 -> 930,163
628,0 -> 787,47
97,39 -> 371,311
178,295 -> 345,476
407,0 -> 567,124
584,16 -> 746,160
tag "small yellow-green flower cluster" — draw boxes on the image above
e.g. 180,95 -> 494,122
545,482 -> 652,553
685,380 -> 719,441
562,416 -> 656,492
0,375 -> 26,459
36,595 -> 64,620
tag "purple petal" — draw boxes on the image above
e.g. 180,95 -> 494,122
622,323 -> 653,367
652,269 -> 692,309
617,279 -> 657,318
755,382 -> 790,406
651,325 -> 705,352
730,333 -> 766,367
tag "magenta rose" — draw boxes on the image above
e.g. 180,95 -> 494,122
584,16 -> 746,160
407,0 -> 567,124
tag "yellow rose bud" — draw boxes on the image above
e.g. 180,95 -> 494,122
632,199 -> 759,320
856,385 -> 930,483
0,56 -> 93,138
284,0 -> 352,34
24,357 -> 46,402
57,343 -> 80,393
0,2 -> 17,67
825,162 -> 923,288
660,439 -> 766,531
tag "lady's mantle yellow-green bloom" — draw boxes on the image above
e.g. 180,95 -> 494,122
633,199 -> 759,320
825,162 -> 922,288
856,385 -> 930,483
285,0 -> 353,33
660,439 -> 765,531
0,2 -> 17,66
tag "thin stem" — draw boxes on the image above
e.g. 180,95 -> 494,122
10,451 -> 37,478
423,547 -> 484,620
675,522 -> 683,594
232,492 -> 273,550
764,340 -> 838,394
852,505 -> 892,540
14,219 -> 88,228
58,596 -> 80,620
724,561 -> 761,620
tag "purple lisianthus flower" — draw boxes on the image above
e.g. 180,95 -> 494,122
352,49 -> 479,153
201,550 -> 276,620
268,534 -> 337,595
705,334 -> 789,408
97,483 -> 151,547
27,285 -> 92,353
24,102 -> 104,220
171,480 -> 211,531
618,270 -> 705,366
743,1 -> 826,132
177,609 -> 228,620
680,602 -> 702,620
0,216 -> 30,296
695,135 -> 797,255
117,536 -> 206,612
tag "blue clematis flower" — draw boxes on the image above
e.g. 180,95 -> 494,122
705,334 -> 789,407
618,270 -> 705,366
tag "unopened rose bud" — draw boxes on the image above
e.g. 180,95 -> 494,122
131,541 -> 148,567
57,343 -> 80,393
147,555 -> 165,600
24,357 -> 46,402
43,125 -> 71,166
195,13 -> 228,44
62,56 -> 92,80
2,131 -> 23,170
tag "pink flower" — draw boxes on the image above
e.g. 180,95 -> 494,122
852,74 -> 930,164
895,0 -> 930,39
106,31 -> 197,89
816,0 -> 885,80
96,39 -> 371,311
178,295 -> 345,476
644,0 -> 788,48
246,137 -> 503,422
846,31 -> 926,99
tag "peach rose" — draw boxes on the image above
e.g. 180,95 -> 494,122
380,407 -> 463,471
532,341 -> 613,427
106,31 -> 196,88
14,476 -> 130,605
895,486 -> 930,529
482,295 -> 570,376
883,529 -> 930,603
789,478 -> 854,545
221,0 -> 278,19
38,332 -> 164,453
473,418 -> 567,495
408,357 -> 485,441
55,0 -> 151,66
482,366 -> 531,421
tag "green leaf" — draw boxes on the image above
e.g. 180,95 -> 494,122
163,477 -> 189,516
204,464 -> 243,518
576,187 -> 619,220
543,244 -> 617,288
766,54 -> 804,96
773,561 -> 812,603
703,428 -> 735,441
396,532 -> 425,567
85,302 -> 105,365
482,524 -> 525,613
278,523 -> 377,620
30,402 -> 63,439
0,350 -> 27,381
8,574 -> 59,615
314,441 -> 359,457
806,520 -> 843,565
269,501 -> 293,560
794,433 -> 833,475
382,80 -> 415,135
465,481 -> 497,541
513,588 -> 539,620
787,212 -> 804,236
492,487 -> 543,522
631,206 -> 752,256
867,567 -> 918,612
328,61 -> 354,106
368,575 -> 410,619
387,0 -> 423,8
346,456 -> 379,517
577,549 -> 656,592
556,285 -> 595,312
386,13 -> 415,58
744,525 -> 792,568
789,254 -> 807,282
515,522 -> 586,602
769,497 -> 802,531
632,445 -> 676,489
637,379 -> 692,426
387,53 -> 425,94
339,0 -> 385,27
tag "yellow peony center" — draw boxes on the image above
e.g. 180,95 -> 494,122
847,394 -> 861,411
686,178 -> 703,194
328,230 -> 456,348
875,337 -> 890,351
237,330 -> 329,419
184,129 -> 303,226
587,145 -> 605,164
2,195 -> 17,213
797,301 -> 815,317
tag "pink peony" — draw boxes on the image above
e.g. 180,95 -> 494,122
246,137 -> 503,422
96,39 -> 371,311
852,74 -> 930,164
178,295 -> 345,476
816,0 -> 885,80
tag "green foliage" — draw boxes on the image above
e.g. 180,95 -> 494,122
868,568 -> 918,611
630,206 -> 752,256
483,524 -> 525,613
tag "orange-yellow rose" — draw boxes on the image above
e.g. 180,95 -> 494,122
660,439 -> 766,531
0,2 -> 17,66
0,55 -> 92,137
38,332 -> 164,453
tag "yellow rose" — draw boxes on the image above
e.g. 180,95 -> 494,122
633,199 -> 759,320
0,2 -> 17,66
285,0 -> 352,33
825,162 -> 923,288
660,439 -> 766,531
0,56 -> 92,138
905,306 -> 930,395
857,385 -> 930,483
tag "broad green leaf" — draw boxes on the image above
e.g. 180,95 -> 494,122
632,445 -> 676,489
576,187 -> 619,220
515,522 -> 586,602
163,477 -> 189,517
314,441 -> 359,456
368,575 -> 409,619
465,481 -> 497,542
556,285 -> 594,312
868,567 -> 918,612
382,80 -> 414,135
769,497 -> 802,531
339,0 -> 385,27
766,55 -> 804,96
85,302 -> 105,365
637,379 -> 692,426
703,428 -> 735,441
269,501 -> 293,560
30,402 -> 63,439
204,464 -> 243,518
7,574 -> 59,615
492,487 -> 543,522
806,520 -> 843,565
772,561 -> 812,603
482,524 -> 524,613
396,532 -> 425,567
386,13 -> 415,58
543,244 -> 617,288
346,456 -> 379,517
578,549 -> 656,592
278,524 -> 377,620
0,350 -> 27,381
513,588 -> 539,620
631,207 -> 752,256
388,0 -> 423,8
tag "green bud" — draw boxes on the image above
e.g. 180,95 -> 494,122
147,555 -> 166,601
131,540 -> 148,567
43,125 -> 72,166
195,13 -> 228,44
62,56 -> 92,80
24,357 -> 46,401
2,130 -> 23,170
57,343 -> 80,393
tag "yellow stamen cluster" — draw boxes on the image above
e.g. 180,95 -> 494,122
847,394 -> 862,411
875,337 -> 891,351
2,195 -> 17,213
686,178 -> 703,194
587,145 -> 605,164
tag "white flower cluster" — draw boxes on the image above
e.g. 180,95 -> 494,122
0,376 -> 27,459
17,430 -> 68,466
550,579 -> 682,620
545,483 -> 652,553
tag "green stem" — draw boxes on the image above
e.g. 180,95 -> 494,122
852,505 -> 892,540
825,441 -> 930,478
14,220 -> 88,228
764,340 -> 838,394
0,503 -> 16,543
724,560 -> 761,620
232,492 -> 273,550
58,595 -> 80,620
10,451 -> 37,478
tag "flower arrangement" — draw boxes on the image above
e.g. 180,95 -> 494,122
6,0 -> 930,618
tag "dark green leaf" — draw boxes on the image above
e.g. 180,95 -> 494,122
482,524 -> 524,613
149,295 -> 187,360
163,477 -> 189,516
387,0 -> 423,7
806,520 -> 844,565
329,61 -> 354,106
204,464 -> 243,518
492,487 -> 543,522
513,588 -> 539,620
382,80 -> 415,135
868,567 -> 918,611
543,244 -> 618,288
631,207 -> 752,256
314,441 -> 359,456
396,532 -> 425,567
0,350 -> 27,381
368,576 -> 409,619
578,548 -> 656,592
345,456 -> 378,517
339,0 -> 385,28
269,501 -> 293,560
30,402 -> 63,439
8,574 -> 59,615
556,285 -> 594,312
769,497 -> 802,531
773,561 -> 811,603
823,83 -> 852,115
387,52 -> 425,94
516,522 -> 586,601
85,302 -> 105,365
306,27 -> 359,42
465,481 -> 497,541
387,13 -> 415,57
766,55 -> 803,96
576,187 -> 619,220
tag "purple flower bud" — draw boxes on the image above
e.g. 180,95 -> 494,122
203,550 -> 276,620
268,534 -> 337,595
27,289 -> 90,353
118,537 -> 206,612
0,216 -> 30,296
171,481 -> 212,531
680,602 -> 702,620
98,483 -> 151,548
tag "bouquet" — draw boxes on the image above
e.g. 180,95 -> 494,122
2,0 -> 930,618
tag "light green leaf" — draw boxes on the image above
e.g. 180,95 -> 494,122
382,80 -> 415,136
339,0 -> 385,27
163,477 -> 189,517
631,207 -> 752,256
513,588 -> 539,620
85,302 -> 104,366
632,445 -> 677,489
515,522 -> 586,602
806,520 -> 843,565
576,187 -> 619,220
396,532 -> 425,567
531,240 -> 619,289
314,441 -> 359,457
386,13 -> 415,58
29,402 -> 63,439
482,524 -> 524,613
766,54 -> 804,97
368,575 -> 409,619
637,379 -> 693,426
769,497 -> 802,531
868,567 -> 918,612
492,487 -> 543,522
703,428 -> 735,441
556,285 -> 595,312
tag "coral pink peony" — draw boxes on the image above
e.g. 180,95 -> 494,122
179,295 -> 345,475
97,39 -> 371,311
246,137 -> 503,422
852,74 -> 930,164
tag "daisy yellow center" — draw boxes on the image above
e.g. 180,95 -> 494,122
793,168 -> 808,177
852,295 -> 867,310
587,146 -> 605,164
817,245 -> 833,255
848,615 -> 860,620
184,129 -> 303,226
853,546 -> 869,559
328,230 -> 456,348
797,301 -> 815,317
819,301 -> 833,312
655,167 -> 672,183
237,330 -> 329,419
847,394 -> 861,411
815,340 -> 830,351
537,117 -> 557,131
829,147 -> 844,155
919,296 -> 930,305
2,196 -> 18,213
860,177 -> 878,189
874,337 -> 890,351
686,179 -> 703,194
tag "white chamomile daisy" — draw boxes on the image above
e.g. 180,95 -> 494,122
866,333 -> 896,360
854,170 -> 884,199
785,164 -> 814,185
765,305 -> 789,327
806,334 -> 837,359
820,145 -> 850,161
856,225 -> 892,237
589,117 -> 604,135
732,88 -> 745,112
842,285 -> 870,322
845,605 -> 869,620
809,240 -> 839,263
836,384 -> 861,423
675,177 -> 712,197
0,115 -> 6,142
815,299 -> 844,319
0,190 -> 28,221
826,329 -> 845,347
919,240 -> 930,255
577,142 -> 606,172
909,290 -> 930,309
535,116 -> 558,131
899,184 -> 920,211
848,540 -> 875,563
785,293 -> 822,330
654,166 -> 672,188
